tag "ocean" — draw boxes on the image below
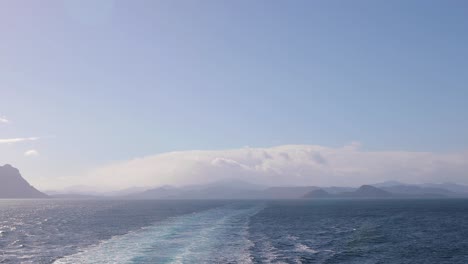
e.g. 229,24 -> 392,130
1,199 -> 467,263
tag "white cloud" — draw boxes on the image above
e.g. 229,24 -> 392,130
24,149 -> 39,157
0,137 -> 39,144
0,116 -> 9,124
66,144 -> 468,190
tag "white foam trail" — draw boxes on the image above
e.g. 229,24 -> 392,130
255,234 -> 282,264
294,243 -> 318,254
54,204 -> 263,264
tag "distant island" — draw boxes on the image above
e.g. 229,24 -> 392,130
0,164 -> 48,198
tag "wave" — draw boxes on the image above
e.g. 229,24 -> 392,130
294,243 -> 318,254
256,237 -> 282,263
54,203 -> 264,264
250,226 -> 337,263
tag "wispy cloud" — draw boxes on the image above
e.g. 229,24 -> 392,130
24,149 -> 40,157
0,137 -> 39,144
67,144 -> 468,190
0,116 -> 9,124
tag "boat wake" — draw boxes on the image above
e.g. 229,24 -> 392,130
54,203 -> 264,264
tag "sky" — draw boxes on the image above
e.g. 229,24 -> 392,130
1,0 -> 468,190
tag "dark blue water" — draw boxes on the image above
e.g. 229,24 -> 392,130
1,199 -> 468,263
249,200 -> 468,264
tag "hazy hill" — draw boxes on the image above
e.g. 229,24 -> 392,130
371,181 -> 466,197
302,185 -> 394,199
128,186 -> 183,199
420,183 -> 468,194
261,186 -> 321,199
302,189 -> 332,198
322,186 -> 356,194
303,185 -> 393,199
0,164 -> 48,198
380,185 -> 453,196
339,185 -> 393,198
372,181 -> 407,188
128,179 -> 265,199
303,184 -> 461,199
49,194 -> 101,199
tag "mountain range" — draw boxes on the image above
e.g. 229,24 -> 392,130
124,181 -> 468,200
304,185 -> 394,199
2,164 -> 468,200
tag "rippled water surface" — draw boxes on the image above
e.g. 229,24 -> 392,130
1,199 -> 468,263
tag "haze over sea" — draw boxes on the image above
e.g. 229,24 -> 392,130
1,199 -> 468,264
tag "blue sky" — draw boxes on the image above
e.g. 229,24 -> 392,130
1,0 -> 468,188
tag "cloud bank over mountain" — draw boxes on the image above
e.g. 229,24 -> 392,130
59,143 -> 468,190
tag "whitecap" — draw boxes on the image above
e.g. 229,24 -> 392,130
294,243 -> 318,254
254,234 -> 282,263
